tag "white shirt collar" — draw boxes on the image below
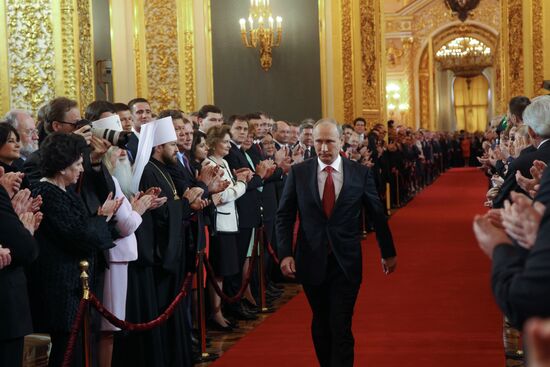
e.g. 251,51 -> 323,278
132,127 -> 140,139
273,139 -> 286,147
537,139 -> 550,149
231,140 -> 241,149
317,155 -> 342,173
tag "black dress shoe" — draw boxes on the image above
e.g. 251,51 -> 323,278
229,304 -> 258,321
243,299 -> 260,313
207,319 -> 233,332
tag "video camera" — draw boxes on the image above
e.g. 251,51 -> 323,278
88,115 -> 131,148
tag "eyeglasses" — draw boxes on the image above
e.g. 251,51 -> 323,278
57,119 -> 90,129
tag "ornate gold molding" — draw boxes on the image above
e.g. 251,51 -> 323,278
341,0 -> 354,122
0,0 -> 10,114
5,0 -> 56,113
507,0 -> 524,97
76,0 -> 95,109
359,0 -> 379,111
143,0 -> 181,112
532,0 -> 544,96
176,0 -> 197,112
59,0 -> 78,101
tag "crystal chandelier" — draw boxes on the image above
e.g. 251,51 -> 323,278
239,0 -> 283,71
435,37 -> 492,77
444,0 -> 481,22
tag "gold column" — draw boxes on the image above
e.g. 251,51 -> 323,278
522,0 -> 534,97
176,0 -> 197,112
341,0 -> 354,123
0,0 -> 10,114
77,0 -> 95,109
544,0 -> 550,85
329,0 -> 345,122
318,0 -> 328,118
502,0 -> 524,99
532,0 -> 545,96
428,37 -> 436,131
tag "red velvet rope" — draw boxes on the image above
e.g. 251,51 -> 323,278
203,234 -> 259,304
61,298 -> 88,367
87,272 -> 194,331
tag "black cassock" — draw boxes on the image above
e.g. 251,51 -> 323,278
113,158 -> 193,367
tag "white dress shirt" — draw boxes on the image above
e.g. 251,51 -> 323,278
317,155 -> 343,201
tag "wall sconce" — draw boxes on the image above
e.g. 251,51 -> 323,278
239,0 -> 283,71
386,83 -> 410,119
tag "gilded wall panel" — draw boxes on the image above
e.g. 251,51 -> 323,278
76,0 -> 95,109
533,0 -> 544,96
5,0 -> 56,113
506,0 -> 524,98
176,0 -> 197,113
144,0 -> 181,113
341,0 -> 354,123
59,0 -> 78,101
359,0 -> 379,111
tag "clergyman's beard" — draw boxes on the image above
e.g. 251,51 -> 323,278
162,151 -> 177,166
113,158 -> 134,199
20,142 -> 38,159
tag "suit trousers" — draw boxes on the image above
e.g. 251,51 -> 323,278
302,254 -> 360,367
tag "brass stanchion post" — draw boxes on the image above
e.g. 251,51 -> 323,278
257,225 -> 268,312
79,260 -> 91,367
197,249 -> 209,359
386,182 -> 391,216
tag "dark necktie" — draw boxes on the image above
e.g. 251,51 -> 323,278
181,153 -> 191,173
322,166 -> 336,218
304,147 -> 311,159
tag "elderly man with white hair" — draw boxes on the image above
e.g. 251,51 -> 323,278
474,95 -> 550,333
4,109 -> 39,166
491,96 -> 550,208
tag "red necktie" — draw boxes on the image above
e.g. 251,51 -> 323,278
322,166 -> 336,218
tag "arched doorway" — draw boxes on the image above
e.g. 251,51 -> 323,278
414,23 -> 498,131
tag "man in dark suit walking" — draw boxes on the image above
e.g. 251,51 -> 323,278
276,119 -> 397,367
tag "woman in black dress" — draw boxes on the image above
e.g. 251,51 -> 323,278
28,133 -> 122,367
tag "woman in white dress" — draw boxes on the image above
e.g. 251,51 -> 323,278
203,125 -> 252,331
99,147 -> 165,367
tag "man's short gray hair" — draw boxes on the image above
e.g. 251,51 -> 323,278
523,95 -> 550,138
4,109 -> 32,129
313,118 -> 342,137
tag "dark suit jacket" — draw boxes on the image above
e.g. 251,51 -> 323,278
276,157 -> 396,286
225,143 -> 263,228
0,186 -> 38,340
493,142 -> 550,208
126,132 -> 139,163
492,206 -> 550,329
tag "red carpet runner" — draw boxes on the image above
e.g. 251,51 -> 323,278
212,168 -> 504,366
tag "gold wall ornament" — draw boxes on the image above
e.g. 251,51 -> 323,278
76,0 -> 95,109
58,0 -> 78,101
5,0 -> 56,113
505,0 -> 524,98
359,0 -> 379,111
176,0 -> 197,112
143,0 -> 182,112
239,0 -> 283,71
341,0 -> 354,123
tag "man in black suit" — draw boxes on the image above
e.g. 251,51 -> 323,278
297,121 -> 317,160
126,98 -> 153,162
276,119 -> 397,367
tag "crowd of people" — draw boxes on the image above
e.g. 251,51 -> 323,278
0,94 -> 479,367
473,94 -> 550,366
